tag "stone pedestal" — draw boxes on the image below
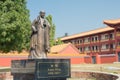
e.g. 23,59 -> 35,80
11,59 -> 71,80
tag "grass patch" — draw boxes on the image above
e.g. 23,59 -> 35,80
0,68 -> 11,72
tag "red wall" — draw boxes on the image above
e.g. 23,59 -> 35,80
48,57 -> 85,64
0,56 -> 27,67
0,55 -> 117,67
71,57 -> 84,64
99,56 -> 116,64
84,57 -> 91,63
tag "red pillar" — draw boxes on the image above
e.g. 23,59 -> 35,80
114,27 -> 118,62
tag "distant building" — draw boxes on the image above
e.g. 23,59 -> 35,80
60,19 -> 120,64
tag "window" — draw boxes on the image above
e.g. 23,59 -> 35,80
92,46 -> 94,51
105,35 -> 109,39
80,47 -> 82,52
72,40 -> 75,44
84,38 -> 87,43
85,47 -> 87,51
110,44 -> 113,49
77,40 -> 79,44
95,37 -> 98,41
96,46 -> 98,50
74,40 -> 76,44
109,33 -> 113,39
101,44 -> 106,49
118,42 -> 120,46
84,37 -> 90,43
88,46 -> 91,50
74,40 -> 78,44
117,29 -> 120,33
80,39 -> 83,43
92,37 -> 94,42
101,34 -> 104,40
106,44 -> 109,49
88,37 -> 90,42
85,46 -> 90,51
99,36 -> 101,41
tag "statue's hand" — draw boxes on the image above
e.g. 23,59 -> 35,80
45,47 -> 50,53
43,20 -> 47,27
32,26 -> 37,32
43,24 -> 46,27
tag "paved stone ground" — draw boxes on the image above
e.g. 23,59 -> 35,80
71,63 -> 120,74
0,63 -> 120,80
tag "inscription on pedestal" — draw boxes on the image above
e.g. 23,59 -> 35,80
11,59 -> 71,80
36,60 -> 70,79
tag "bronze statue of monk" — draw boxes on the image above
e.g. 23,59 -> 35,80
29,11 -> 50,59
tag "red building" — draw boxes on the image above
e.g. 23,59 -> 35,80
60,19 -> 120,64
48,43 -> 88,64
0,43 -> 86,66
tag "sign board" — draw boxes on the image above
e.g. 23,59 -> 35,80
35,59 -> 70,79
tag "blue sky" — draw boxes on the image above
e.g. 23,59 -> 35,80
27,0 -> 120,38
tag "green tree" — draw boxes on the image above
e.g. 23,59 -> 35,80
0,0 -> 31,52
46,15 -> 56,47
56,38 -> 63,45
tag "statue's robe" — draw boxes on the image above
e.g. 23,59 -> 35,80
29,16 -> 50,59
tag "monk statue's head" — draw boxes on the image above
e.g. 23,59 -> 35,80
40,10 -> 45,18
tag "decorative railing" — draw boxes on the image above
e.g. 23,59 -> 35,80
91,40 -> 99,43
100,39 -> 109,42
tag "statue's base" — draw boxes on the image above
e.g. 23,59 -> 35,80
11,59 -> 71,80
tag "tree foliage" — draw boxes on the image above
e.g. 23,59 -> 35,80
0,0 -> 31,52
46,15 -> 56,47
56,38 -> 63,45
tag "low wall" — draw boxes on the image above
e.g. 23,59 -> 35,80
70,57 -> 84,64
0,54 -> 117,67
71,71 -> 120,80
99,55 -> 116,64
0,56 -> 27,67
84,56 -> 91,63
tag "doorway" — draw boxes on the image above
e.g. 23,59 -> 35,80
118,52 -> 120,62
92,56 -> 96,64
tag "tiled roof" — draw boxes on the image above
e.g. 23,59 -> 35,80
50,43 -> 71,53
61,27 -> 114,40
49,43 -> 86,56
48,53 -> 86,57
104,19 -> 120,25
0,51 -> 28,56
